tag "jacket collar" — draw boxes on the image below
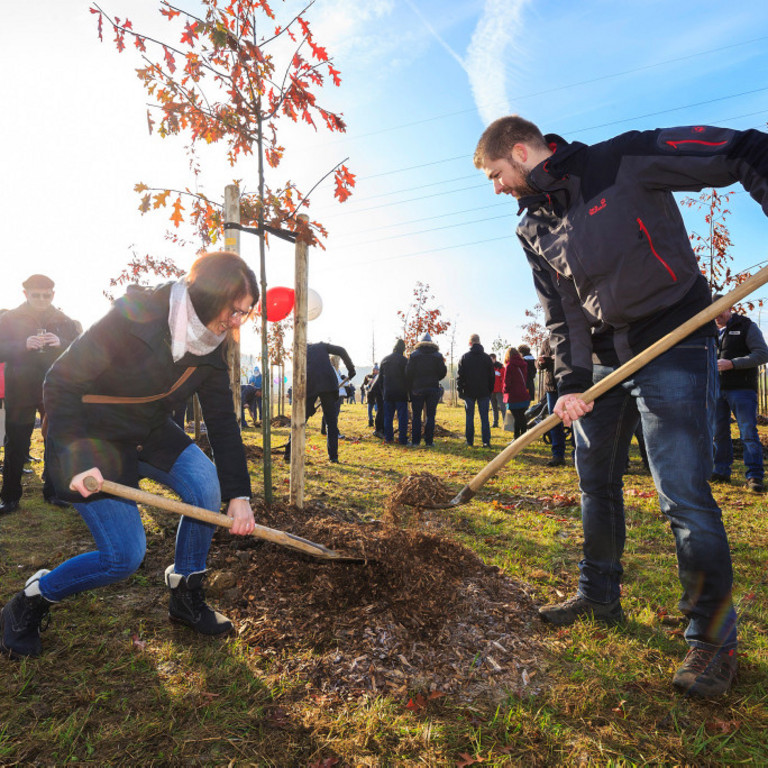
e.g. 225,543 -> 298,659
517,133 -> 585,216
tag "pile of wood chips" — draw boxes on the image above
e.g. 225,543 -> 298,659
208,500 -> 544,704
271,414 -> 291,427
384,472 -> 453,524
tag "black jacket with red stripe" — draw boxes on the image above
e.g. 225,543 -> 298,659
516,126 -> 768,395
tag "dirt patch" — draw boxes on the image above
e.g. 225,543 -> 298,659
432,422 -> 457,438
209,501 -> 544,704
271,415 -> 291,427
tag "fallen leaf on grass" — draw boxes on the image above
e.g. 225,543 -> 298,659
611,699 -> 628,718
308,758 -> 339,768
706,719 -> 741,734
625,489 -> 655,498
456,753 -> 485,767
131,633 -> 147,650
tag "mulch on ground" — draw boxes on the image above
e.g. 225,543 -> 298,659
207,500 -> 544,704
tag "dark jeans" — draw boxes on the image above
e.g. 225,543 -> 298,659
573,339 -> 736,650
39,444 -> 218,601
463,396 -> 490,446
545,391 -> 566,459
411,388 -> 440,445
509,407 -> 528,439
2,407 -> 54,502
713,389 -> 763,480
383,400 -> 408,444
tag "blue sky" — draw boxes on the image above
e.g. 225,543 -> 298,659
2,0 -> 768,371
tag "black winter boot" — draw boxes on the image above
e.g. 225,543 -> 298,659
164,566 -> 233,636
0,569 -> 53,659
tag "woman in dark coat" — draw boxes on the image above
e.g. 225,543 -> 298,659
0,251 -> 259,660
503,347 -> 531,439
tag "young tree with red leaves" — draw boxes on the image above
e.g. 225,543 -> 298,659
91,0 -> 355,499
681,189 -> 762,312
520,304 -> 546,354
396,282 -> 451,350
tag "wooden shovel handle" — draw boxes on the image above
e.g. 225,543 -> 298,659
452,264 -> 768,504
82,476 -> 343,559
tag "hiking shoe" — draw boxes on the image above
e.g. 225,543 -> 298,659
539,593 -> 624,626
547,457 -> 565,467
673,646 -> 738,698
710,473 -> 730,484
0,570 -> 52,659
746,478 -> 765,493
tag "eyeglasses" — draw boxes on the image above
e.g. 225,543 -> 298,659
29,292 -> 53,299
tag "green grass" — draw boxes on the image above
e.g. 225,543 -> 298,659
1,404 -> 767,766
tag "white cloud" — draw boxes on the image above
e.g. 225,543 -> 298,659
465,0 -> 532,125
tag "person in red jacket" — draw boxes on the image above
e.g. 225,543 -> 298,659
488,353 -> 506,428
502,347 -> 530,438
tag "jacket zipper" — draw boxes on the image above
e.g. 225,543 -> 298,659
637,218 -> 677,282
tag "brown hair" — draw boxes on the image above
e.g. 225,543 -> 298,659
473,115 -> 548,168
187,251 -> 259,326
504,346 -> 519,365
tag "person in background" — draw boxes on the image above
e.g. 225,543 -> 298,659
247,365 -> 263,423
536,334 -> 567,467
517,343 -> 537,402
363,364 -> 379,427
489,352 -> 506,428
240,383 -> 258,427
0,276 -> 79,514
711,295 -> 768,492
472,114 -> 768,697
406,333 -> 447,447
503,347 -> 531,439
284,342 -> 355,464
457,334 -> 495,448
379,339 -> 409,445
368,366 -> 385,439
0,251 -> 258,660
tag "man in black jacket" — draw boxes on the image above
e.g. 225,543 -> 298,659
0,275 -> 79,513
379,339 -> 409,445
712,297 -> 768,492
457,334 -> 495,448
284,342 -> 355,463
474,115 -> 768,697
406,333 -> 447,446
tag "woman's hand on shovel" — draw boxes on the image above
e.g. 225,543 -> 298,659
554,393 -> 594,427
225,497 -> 256,536
70,468 -> 104,498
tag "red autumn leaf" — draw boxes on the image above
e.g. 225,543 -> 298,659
131,633 -> 147,649
170,197 -> 185,227
406,693 -> 428,712
181,21 -> 198,46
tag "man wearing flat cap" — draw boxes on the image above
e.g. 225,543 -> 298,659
0,275 -> 79,514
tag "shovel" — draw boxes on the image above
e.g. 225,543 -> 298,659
82,476 -> 365,562
449,264 -> 768,507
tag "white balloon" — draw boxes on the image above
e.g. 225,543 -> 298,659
307,288 -> 323,321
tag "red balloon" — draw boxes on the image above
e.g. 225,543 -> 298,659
256,286 -> 295,322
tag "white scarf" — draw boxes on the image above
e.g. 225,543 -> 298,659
168,280 -> 227,362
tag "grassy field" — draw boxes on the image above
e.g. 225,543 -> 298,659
1,401 -> 767,766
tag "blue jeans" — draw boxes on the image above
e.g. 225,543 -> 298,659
411,388 -> 440,445
573,339 -> 737,650
383,400 -> 409,444
38,444 -> 220,602
463,396 -> 491,446
546,391 -> 566,459
714,389 -> 764,481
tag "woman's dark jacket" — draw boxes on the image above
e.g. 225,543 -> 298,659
379,351 -> 408,401
43,283 -> 251,503
405,340 -> 447,393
